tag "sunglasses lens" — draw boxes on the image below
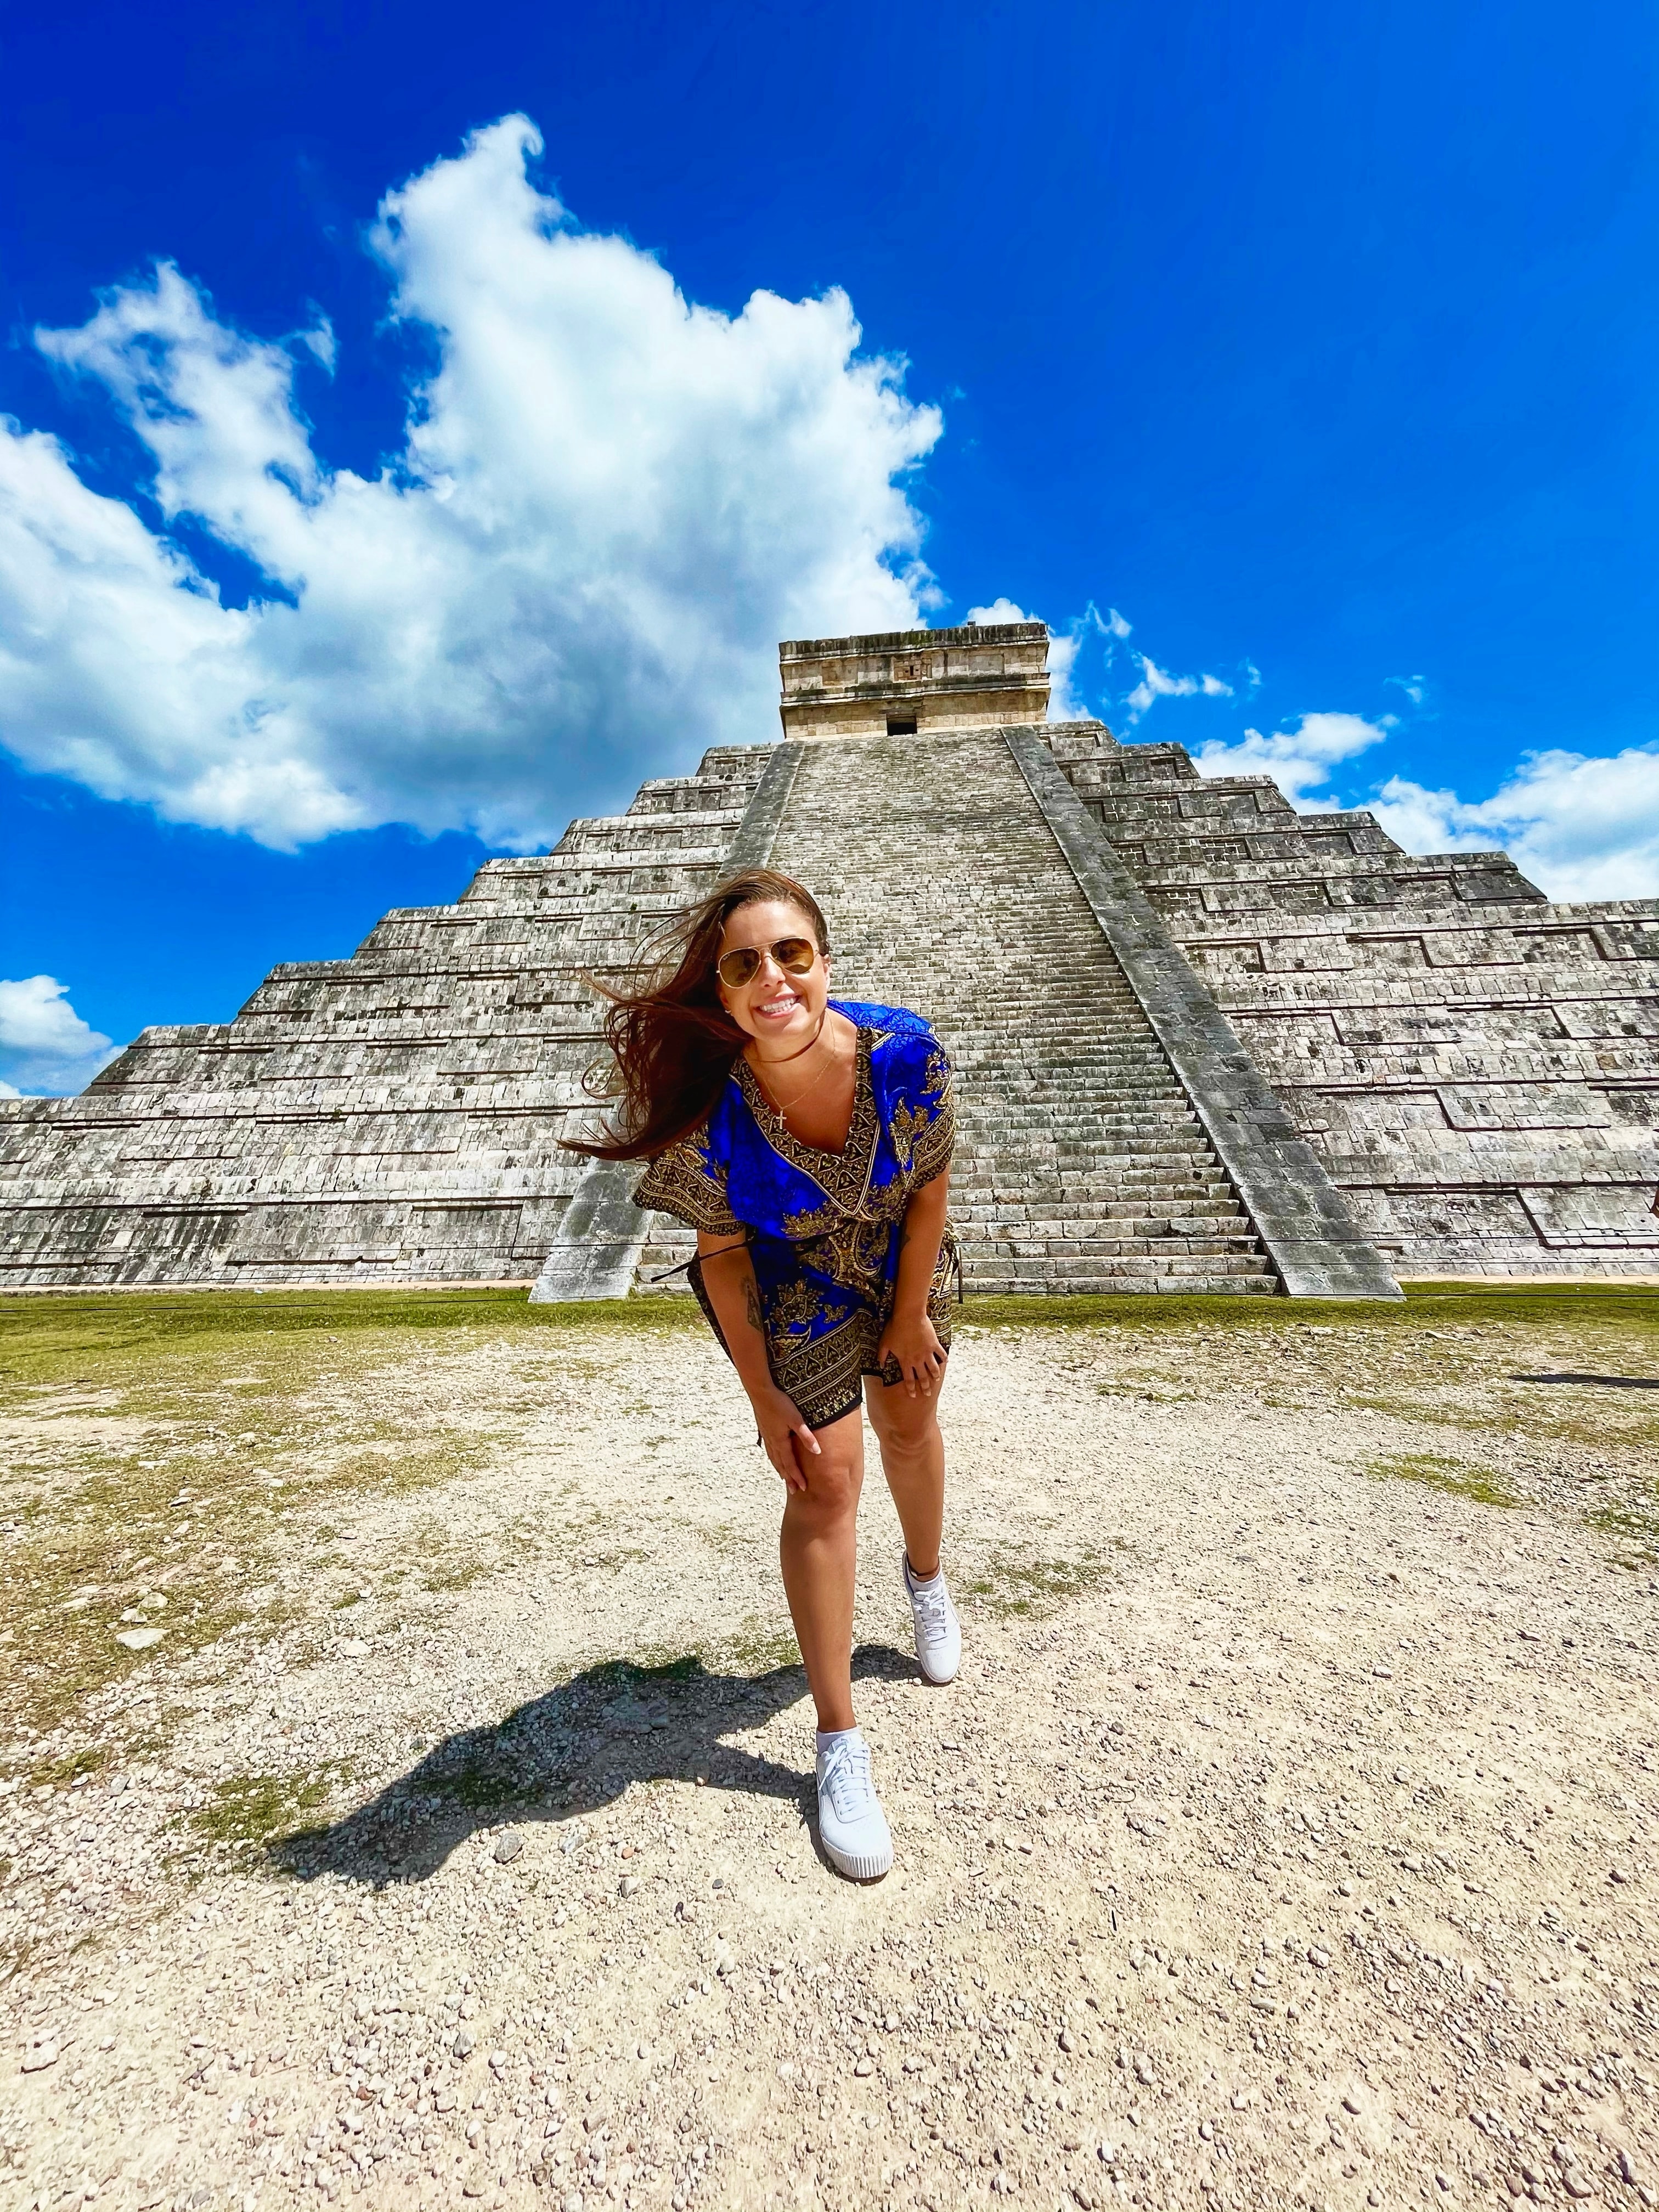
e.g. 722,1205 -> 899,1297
718,947 -> 761,988
776,938 -> 816,974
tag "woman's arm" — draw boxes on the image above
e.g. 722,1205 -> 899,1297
696,1230 -> 822,1489
876,1166 -> 950,1399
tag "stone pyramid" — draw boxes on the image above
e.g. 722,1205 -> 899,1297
2,624 -> 1654,1296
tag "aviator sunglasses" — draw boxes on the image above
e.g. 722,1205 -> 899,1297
715,935 -> 820,990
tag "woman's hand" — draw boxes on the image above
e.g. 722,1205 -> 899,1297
751,1383 -> 822,1492
876,1311 -> 947,1400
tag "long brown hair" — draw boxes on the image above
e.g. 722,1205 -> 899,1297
562,867 -> 831,1162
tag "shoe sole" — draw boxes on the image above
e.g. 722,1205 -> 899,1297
821,1835 -> 894,1881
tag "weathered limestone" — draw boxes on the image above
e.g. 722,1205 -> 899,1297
1005,727 -> 1401,1299
779,621 -> 1050,740
1041,725 -> 1659,1277
2,623 -> 1650,1290
0,746 -> 768,1289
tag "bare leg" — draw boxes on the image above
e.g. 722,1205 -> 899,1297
866,1365 -> 948,1580
778,1406 -> 865,1733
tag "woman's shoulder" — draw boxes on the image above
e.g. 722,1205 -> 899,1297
832,1002 -> 952,1099
830,998 -> 938,1043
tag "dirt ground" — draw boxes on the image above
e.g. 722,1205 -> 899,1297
2,1282 -> 1657,2212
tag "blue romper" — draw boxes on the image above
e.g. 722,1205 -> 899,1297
631,1000 -> 958,1430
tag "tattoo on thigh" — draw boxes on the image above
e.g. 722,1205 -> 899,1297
742,1277 -> 763,1334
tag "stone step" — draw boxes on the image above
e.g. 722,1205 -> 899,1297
747,726 -> 1278,1297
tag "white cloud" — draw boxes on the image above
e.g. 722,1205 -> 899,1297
1122,653 -> 1233,724
1373,746 -> 1659,900
1193,710 -> 1392,803
1037,602 -> 1133,721
1385,673 -> 1428,708
0,975 -> 119,1096
1,115 -> 941,849
964,597 -> 1032,625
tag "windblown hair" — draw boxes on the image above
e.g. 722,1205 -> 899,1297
562,868 -> 830,1163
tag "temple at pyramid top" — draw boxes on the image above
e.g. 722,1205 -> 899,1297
778,620 -> 1052,739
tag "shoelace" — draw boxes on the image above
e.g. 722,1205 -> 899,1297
820,1738 -> 874,1821
910,1577 -> 952,1648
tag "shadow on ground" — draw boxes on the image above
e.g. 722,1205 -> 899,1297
273,1642 -> 916,1887
1513,1372 -> 1659,1390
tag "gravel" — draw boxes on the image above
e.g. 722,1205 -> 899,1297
1,1302 -> 1656,2210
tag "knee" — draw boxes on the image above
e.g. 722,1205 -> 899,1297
872,1401 -> 939,1462
788,1448 -> 861,1523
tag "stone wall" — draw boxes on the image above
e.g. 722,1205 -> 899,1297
1041,723 -> 1659,1277
3,676 -> 1647,1293
0,748 -> 765,1288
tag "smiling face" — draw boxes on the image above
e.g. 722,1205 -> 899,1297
715,897 -> 829,1053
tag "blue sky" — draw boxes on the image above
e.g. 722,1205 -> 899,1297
2,0 -> 1656,1091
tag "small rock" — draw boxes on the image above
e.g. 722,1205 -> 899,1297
854,2058 -> 872,2078
619,1875 -> 640,1898
1342,2096 -> 1361,2115
1435,2173 -> 1453,2193
1373,1664 -> 1393,1679
115,1627 -> 164,1652
494,1830 -> 523,1865
1198,2120 -> 1214,2142
21,2041 -> 58,2073
562,2193 -> 584,2212
1058,2030 -> 1075,2052
1562,2176 -> 1594,2202
1609,1867 -> 1630,1884
1308,1946 -> 1330,1970
453,2029 -> 476,2057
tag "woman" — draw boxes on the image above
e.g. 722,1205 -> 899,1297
569,868 -> 961,1880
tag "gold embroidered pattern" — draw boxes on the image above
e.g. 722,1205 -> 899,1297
770,1231 -> 959,1428
909,1085 -> 956,1186
632,1133 -> 743,1238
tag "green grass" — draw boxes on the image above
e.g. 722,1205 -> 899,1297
191,1766 -> 347,1850
2,1278 -> 1655,1379
1584,1493 -> 1659,1565
964,1543 -> 1122,1618
0,1283 -> 707,1385
962,1282 -> 1659,1335
1366,1451 -> 1517,1508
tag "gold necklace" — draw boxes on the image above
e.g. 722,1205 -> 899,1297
751,1020 -> 842,1118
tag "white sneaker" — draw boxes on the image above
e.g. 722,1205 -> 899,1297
815,1731 -> 894,1881
904,1554 -> 962,1685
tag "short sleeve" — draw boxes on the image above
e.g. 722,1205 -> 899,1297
884,1026 -> 956,1186
631,1131 -> 745,1238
